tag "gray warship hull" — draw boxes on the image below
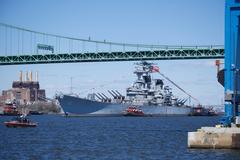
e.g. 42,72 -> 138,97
58,95 -> 191,116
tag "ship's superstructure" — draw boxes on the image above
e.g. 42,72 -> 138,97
125,61 -> 186,106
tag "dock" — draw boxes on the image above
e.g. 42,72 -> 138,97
188,127 -> 240,149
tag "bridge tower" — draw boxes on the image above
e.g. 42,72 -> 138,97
223,0 -> 240,125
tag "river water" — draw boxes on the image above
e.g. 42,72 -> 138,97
0,115 -> 240,160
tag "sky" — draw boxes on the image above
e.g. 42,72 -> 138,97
0,0 -> 225,105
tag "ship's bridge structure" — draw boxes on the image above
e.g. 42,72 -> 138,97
0,23 -> 224,65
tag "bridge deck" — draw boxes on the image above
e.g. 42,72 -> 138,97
0,48 -> 224,65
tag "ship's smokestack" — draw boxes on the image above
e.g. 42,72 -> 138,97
20,71 -> 23,82
30,71 -> 32,81
22,72 -> 25,81
26,71 -> 29,81
35,71 -> 39,82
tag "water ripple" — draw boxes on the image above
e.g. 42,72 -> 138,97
1,115 -> 239,159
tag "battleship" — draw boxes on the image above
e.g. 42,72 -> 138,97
57,61 -> 193,116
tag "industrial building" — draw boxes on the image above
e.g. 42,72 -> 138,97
0,71 -> 46,106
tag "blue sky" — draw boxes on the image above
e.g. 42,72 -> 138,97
0,0 -> 225,105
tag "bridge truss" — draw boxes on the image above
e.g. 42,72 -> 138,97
0,23 -> 224,65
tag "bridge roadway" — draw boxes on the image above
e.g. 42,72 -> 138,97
0,47 -> 224,65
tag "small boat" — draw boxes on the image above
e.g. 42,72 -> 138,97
123,106 -> 144,116
4,115 -> 37,128
189,105 -> 217,116
29,111 -> 44,115
2,102 -> 20,116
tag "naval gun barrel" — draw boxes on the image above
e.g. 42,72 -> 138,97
182,98 -> 188,104
95,93 -> 103,101
101,93 -> 111,103
111,90 -> 119,97
177,98 -> 187,105
115,90 -> 123,97
97,93 -> 106,101
111,90 -> 118,97
112,90 -> 125,101
108,90 -> 117,99
101,93 -> 109,99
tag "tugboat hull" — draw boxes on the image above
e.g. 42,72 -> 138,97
123,113 -> 144,116
4,121 -> 37,127
123,106 -> 145,116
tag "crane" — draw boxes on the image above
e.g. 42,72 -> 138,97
221,0 -> 240,126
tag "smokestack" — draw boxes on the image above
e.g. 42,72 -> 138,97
26,71 -> 29,81
35,71 -> 39,82
30,71 -> 32,81
20,71 -> 23,82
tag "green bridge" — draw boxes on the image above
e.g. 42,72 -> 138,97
0,47 -> 224,65
0,23 -> 224,65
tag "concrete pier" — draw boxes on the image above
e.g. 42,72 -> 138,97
188,127 -> 240,149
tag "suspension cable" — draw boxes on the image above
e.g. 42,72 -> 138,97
158,72 -> 201,104
0,22 -> 224,50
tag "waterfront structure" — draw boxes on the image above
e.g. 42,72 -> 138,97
0,71 -> 45,106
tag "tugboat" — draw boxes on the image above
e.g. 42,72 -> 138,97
3,102 -> 20,116
189,105 -> 217,116
4,114 -> 37,128
29,111 -> 44,115
123,106 -> 144,116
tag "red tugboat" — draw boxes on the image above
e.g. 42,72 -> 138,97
189,105 -> 217,116
4,114 -> 37,128
3,102 -> 20,116
123,106 -> 144,116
